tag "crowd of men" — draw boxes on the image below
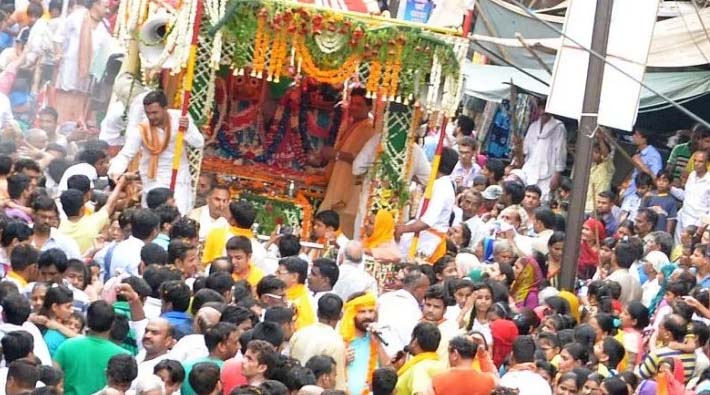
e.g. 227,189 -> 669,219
0,0 -> 710,394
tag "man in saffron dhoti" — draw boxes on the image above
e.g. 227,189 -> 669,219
107,90 -> 205,214
318,88 -> 379,238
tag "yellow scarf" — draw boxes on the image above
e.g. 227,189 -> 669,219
340,292 -> 377,342
363,210 -> 396,250
285,284 -> 316,330
202,226 -> 256,264
232,263 -> 264,288
397,352 -> 439,376
138,119 -> 172,179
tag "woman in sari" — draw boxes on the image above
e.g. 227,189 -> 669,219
511,256 -> 544,309
578,218 -> 607,280
363,210 -> 402,263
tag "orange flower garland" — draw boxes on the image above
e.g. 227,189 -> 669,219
252,9 -> 270,78
345,336 -> 378,395
293,35 -> 360,85
268,29 -> 288,82
388,42 -> 404,100
366,61 -> 382,98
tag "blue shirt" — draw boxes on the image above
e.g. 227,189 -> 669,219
640,193 -> 678,232
44,328 -> 68,357
347,334 -> 376,395
625,145 -> 663,198
153,233 -> 170,250
162,311 -> 192,340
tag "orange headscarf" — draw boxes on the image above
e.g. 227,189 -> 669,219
363,210 -> 396,249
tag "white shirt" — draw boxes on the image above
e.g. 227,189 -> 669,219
54,8 -> 111,92
57,163 -> 97,195
99,92 -> 148,147
167,334 -> 207,362
0,92 -> 13,128
522,117 -> 567,184
144,297 -> 162,320
679,171 -> 710,220
108,236 -> 145,277
188,205 -> 229,241
377,289 -> 422,357
108,109 -> 204,214
332,262 -> 378,301
500,370 -> 552,395
451,161 -> 481,189
132,350 -> 170,390
399,176 -> 456,257
0,322 -> 52,366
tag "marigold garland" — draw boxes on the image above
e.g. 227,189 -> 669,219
252,9 -> 270,78
293,35 -> 360,85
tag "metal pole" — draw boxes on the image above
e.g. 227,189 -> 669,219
559,0 -> 613,291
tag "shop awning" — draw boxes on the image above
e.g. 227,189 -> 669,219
463,62 -> 710,112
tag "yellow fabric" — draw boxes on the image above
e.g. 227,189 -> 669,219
232,263 -> 264,289
364,210 -> 396,249
395,353 -> 444,395
671,244 -> 683,262
551,354 -> 561,368
426,228 -> 448,264
397,352 -> 440,376
138,120 -> 172,179
58,209 -> 109,254
285,284 -> 316,330
586,155 -> 615,212
511,263 -> 535,303
340,292 -> 377,342
6,271 -> 27,289
202,226 -> 255,264
559,291 -> 580,322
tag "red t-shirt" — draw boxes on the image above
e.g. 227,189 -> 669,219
431,369 -> 496,395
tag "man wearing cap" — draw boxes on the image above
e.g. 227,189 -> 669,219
340,292 -> 389,395
520,103 -> 568,202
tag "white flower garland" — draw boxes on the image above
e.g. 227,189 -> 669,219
426,53 -> 442,113
205,0 -> 226,69
441,37 -> 467,117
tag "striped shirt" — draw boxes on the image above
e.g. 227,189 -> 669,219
637,347 -> 696,383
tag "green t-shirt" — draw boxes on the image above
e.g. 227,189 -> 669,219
181,357 -> 224,395
54,335 -> 130,395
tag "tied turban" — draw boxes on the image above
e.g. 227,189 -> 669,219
340,293 -> 377,342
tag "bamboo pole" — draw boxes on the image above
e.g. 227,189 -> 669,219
408,115 -> 448,258
170,0 -> 204,190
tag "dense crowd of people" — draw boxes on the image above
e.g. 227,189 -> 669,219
0,0 -> 708,394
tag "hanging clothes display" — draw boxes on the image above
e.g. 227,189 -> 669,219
484,99 -> 512,158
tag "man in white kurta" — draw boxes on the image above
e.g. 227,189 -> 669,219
108,91 -> 204,215
521,113 -> 567,202
674,150 -> 710,242
396,147 -> 458,260
100,73 -> 148,147
53,0 -> 112,123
